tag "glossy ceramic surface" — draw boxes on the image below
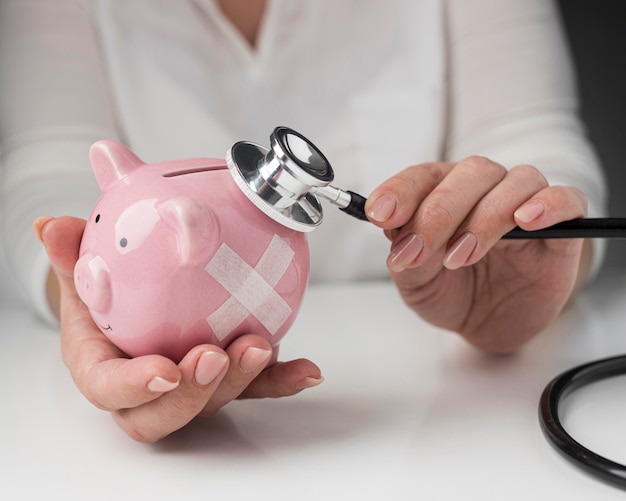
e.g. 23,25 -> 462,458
74,141 -> 309,362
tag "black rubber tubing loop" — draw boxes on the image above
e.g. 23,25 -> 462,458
539,354 -> 626,489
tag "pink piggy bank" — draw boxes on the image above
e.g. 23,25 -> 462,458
74,140 -> 309,363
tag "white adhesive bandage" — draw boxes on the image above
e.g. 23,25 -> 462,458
205,235 -> 294,340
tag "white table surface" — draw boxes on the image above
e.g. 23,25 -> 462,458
3,267 -> 626,500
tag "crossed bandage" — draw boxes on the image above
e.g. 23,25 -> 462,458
205,234 -> 295,341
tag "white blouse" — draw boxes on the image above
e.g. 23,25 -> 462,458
0,0 -> 606,322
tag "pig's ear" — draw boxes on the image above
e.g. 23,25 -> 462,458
158,197 -> 217,267
89,140 -> 144,191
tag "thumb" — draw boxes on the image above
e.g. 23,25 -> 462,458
33,216 -> 86,277
33,216 -> 89,321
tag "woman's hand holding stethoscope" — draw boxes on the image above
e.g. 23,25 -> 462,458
364,157 -> 591,353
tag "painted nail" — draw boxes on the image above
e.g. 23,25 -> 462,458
444,232 -> 478,270
387,233 -> 424,272
195,351 -> 229,386
147,376 -> 180,393
295,376 -> 324,390
514,200 -> 545,223
33,216 -> 54,243
240,347 -> 272,373
367,195 -> 396,223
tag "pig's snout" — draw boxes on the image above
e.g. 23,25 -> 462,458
74,254 -> 112,313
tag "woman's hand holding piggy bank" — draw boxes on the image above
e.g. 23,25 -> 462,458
35,141 -> 322,442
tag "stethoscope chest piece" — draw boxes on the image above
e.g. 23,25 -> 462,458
226,127 -> 333,232
227,126 -> 369,232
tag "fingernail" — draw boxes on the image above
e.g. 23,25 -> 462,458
387,233 -> 424,272
295,376 -> 324,391
147,376 -> 180,393
33,216 -> 54,243
240,347 -> 272,372
367,195 -> 396,223
444,232 -> 478,270
514,200 -> 545,223
195,351 -> 229,386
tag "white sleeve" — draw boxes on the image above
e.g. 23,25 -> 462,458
444,0 -> 608,277
0,0 -> 120,322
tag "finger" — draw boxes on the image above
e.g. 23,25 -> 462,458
36,215 -> 100,339
238,358 -> 323,399
35,216 -> 85,278
113,345 -> 230,443
513,185 -> 588,229
199,334 -> 275,415
444,177 -> 587,271
36,216 -> 87,316
441,164 -> 548,269
73,354 -> 183,411
386,156 -> 508,271
365,162 -> 454,229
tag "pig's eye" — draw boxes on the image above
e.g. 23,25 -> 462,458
95,214 -> 101,223
119,238 -> 128,248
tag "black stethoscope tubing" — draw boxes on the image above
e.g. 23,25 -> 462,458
539,354 -> 626,489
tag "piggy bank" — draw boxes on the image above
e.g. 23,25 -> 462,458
74,140 -> 309,363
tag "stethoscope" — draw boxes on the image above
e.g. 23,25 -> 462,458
228,126 -> 626,238
226,126 -> 368,232
227,126 -> 626,489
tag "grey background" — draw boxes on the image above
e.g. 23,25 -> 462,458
558,0 -> 626,273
